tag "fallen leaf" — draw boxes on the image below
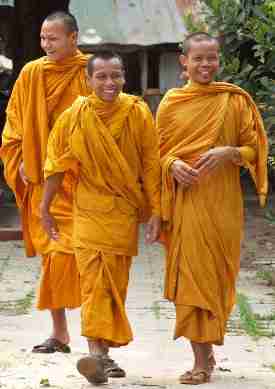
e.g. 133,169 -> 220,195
217,367 -> 231,372
40,378 -> 50,387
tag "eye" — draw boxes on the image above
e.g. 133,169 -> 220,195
112,73 -> 123,79
96,74 -> 107,80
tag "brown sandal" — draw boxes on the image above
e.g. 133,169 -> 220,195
77,355 -> 108,384
179,370 -> 193,381
32,338 -> 71,354
179,369 -> 210,385
103,356 -> 126,378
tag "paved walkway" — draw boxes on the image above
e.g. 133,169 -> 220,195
0,231 -> 275,388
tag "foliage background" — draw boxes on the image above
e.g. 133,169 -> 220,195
184,0 -> 275,187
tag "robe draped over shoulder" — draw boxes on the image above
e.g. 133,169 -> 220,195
157,81 -> 268,344
45,92 -> 161,345
0,51 -> 90,256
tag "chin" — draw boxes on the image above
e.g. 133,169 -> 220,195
103,94 -> 119,102
199,79 -> 213,84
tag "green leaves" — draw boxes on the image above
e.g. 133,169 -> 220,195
196,0 -> 275,168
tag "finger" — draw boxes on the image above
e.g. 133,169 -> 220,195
175,168 -> 198,181
178,165 -> 199,177
194,155 -> 211,169
50,228 -> 59,241
21,175 -> 29,185
174,171 -> 197,185
198,159 -> 218,175
145,223 -> 152,244
149,224 -> 157,244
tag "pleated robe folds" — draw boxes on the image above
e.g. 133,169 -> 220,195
157,82 -> 268,345
0,51 -> 90,309
44,93 -> 161,346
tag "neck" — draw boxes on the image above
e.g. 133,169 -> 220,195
49,49 -> 78,63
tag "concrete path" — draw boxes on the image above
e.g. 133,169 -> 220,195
0,232 -> 275,388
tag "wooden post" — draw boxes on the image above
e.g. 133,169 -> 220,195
139,50 -> 148,96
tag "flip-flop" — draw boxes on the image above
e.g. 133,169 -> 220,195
32,338 -> 71,354
77,355 -> 108,384
103,356 -> 126,378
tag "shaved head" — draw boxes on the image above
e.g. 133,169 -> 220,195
182,32 -> 219,56
44,11 -> 79,34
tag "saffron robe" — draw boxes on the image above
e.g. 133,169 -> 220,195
157,81 -> 268,344
0,51 -> 90,309
44,92 -> 161,345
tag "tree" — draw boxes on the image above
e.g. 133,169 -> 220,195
185,0 -> 275,186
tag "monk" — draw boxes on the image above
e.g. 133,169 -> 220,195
40,51 -> 161,384
0,12 -> 91,353
157,32 -> 268,385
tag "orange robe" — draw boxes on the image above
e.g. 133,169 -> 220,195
0,51 -> 91,309
45,92 -> 161,345
157,81 -> 268,345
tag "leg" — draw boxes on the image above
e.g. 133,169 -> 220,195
50,308 -> 70,345
33,252 -> 81,353
75,249 -> 131,383
208,344 -> 216,372
191,341 -> 211,371
179,342 -> 211,384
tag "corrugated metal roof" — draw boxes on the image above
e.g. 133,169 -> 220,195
69,0 -> 187,46
0,0 -> 14,6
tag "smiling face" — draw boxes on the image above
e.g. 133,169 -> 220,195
180,39 -> 220,84
40,20 -> 77,62
87,57 -> 125,102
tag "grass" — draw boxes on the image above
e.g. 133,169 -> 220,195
15,289 -> 35,314
237,293 -> 275,338
254,313 -> 275,321
0,289 -> 35,315
256,270 -> 273,284
151,301 -> 161,320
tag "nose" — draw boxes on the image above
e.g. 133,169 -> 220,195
41,38 -> 50,49
105,77 -> 115,87
201,58 -> 210,66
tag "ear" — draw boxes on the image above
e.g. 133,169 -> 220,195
121,70 -> 126,86
179,54 -> 187,70
71,31 -> 78,45
85,69 -> 93,88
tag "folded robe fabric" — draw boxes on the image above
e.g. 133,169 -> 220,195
0,51 -> 90,256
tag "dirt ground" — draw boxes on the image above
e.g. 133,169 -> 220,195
242,192 -> 275,274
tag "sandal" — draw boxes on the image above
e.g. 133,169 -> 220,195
77,355 -> 108,384
103,356 -> 126,378
32,338 -> 71,354
179,370 -> 193,381
179,369 -> 210,385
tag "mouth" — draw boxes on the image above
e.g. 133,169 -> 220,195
103,89 -> 117,96
200,71 -> 211,78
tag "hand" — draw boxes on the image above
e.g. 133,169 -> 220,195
145,215 -> 161,244
40,204 -> 59,241
194,146 -> 240,176
19,161 -> 30,185
170,159 -> 199,187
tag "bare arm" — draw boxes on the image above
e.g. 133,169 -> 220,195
194,146 -> 242,176
40,173 -> 64,240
